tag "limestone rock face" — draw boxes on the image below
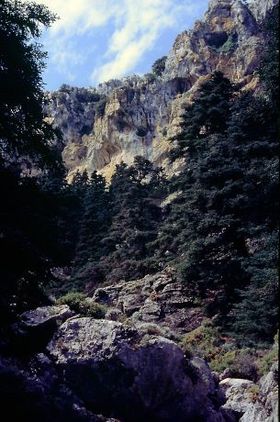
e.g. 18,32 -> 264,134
93,267 -> 204,335
249,0 -> 278,22
47,317 -> 226,422
45,0 -> 277,180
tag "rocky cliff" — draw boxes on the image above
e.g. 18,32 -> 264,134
45,0 -> 276,180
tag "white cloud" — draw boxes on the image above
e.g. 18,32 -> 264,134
33,0 -> 204,85
93,0 -> 199,83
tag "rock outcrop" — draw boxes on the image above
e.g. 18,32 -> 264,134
220,362 -> 279,421
93,267 -> 204,335
249,0 -> 278,22
45,0 -> 278,180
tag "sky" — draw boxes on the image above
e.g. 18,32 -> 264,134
34,0 -> 209,91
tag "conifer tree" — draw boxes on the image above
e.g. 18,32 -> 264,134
101,158 -> 162,283
156,66 -> 278,343
156,73 -> 246,300
230,232 -> 278,346
72,171 -> 111,289
0,0 -> 62,321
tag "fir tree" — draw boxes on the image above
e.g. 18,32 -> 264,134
101,158 -> 162,283
72,171 -> 111,289
230,232 -> 278,346
156,67 -> 278,344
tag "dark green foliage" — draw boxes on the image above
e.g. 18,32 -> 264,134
230,232 -> 278,347
152,56 -> 167,77
100,157 -> 164,283
258,5 -> 279,109
57,292 -> 107,318
171,71 -> 233,161
71,172 -> 111,289
51,171 -> 89,265
0,168 -> 61,321
0,0 -> 64,323
0,0 -> 59,169
156,68 -> 278,346
144,73 -> 157,83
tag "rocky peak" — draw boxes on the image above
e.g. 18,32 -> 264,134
45,0 -> 277,181
249,0 -> 278,22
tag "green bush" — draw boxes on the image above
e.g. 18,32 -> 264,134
57,292 -> 106,319
257,332 -> 279,376
180,320 -> 222,361
211,349 -> 258,381
181,320 -> 259,379
152,56 -> 167,76
144,73 -> 156,83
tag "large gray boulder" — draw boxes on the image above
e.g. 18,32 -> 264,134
48,317 -> 227,422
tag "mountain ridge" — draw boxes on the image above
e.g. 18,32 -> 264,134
45,0 -> 276,180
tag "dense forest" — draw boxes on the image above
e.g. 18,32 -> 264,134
0,0 -> 278,351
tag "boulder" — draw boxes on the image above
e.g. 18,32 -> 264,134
0,354 -> 119,422
220,378 -> 255,414
220,363 -> 279,422
10,305 -> 74,354
48,317 -> 227,422
20,305 -> 74,328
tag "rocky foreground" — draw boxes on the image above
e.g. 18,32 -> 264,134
0,271 -> 278,421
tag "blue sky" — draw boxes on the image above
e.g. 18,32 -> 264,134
35,0 -> 209,91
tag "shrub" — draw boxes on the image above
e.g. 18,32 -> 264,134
211,349 -> 258,381
257,332 -> 279,376
57,292 -> 106,318
80,301 -> 107,319
144,73 -> 157,83
95,98 -> 107,117
180,320 -> 222,362
181,321 -> 258,379
57,292 -> 86,312
137,323 -> 165,337
76,90 -> 101,103
152,56 -> 167,76
59,84 -> 72,93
